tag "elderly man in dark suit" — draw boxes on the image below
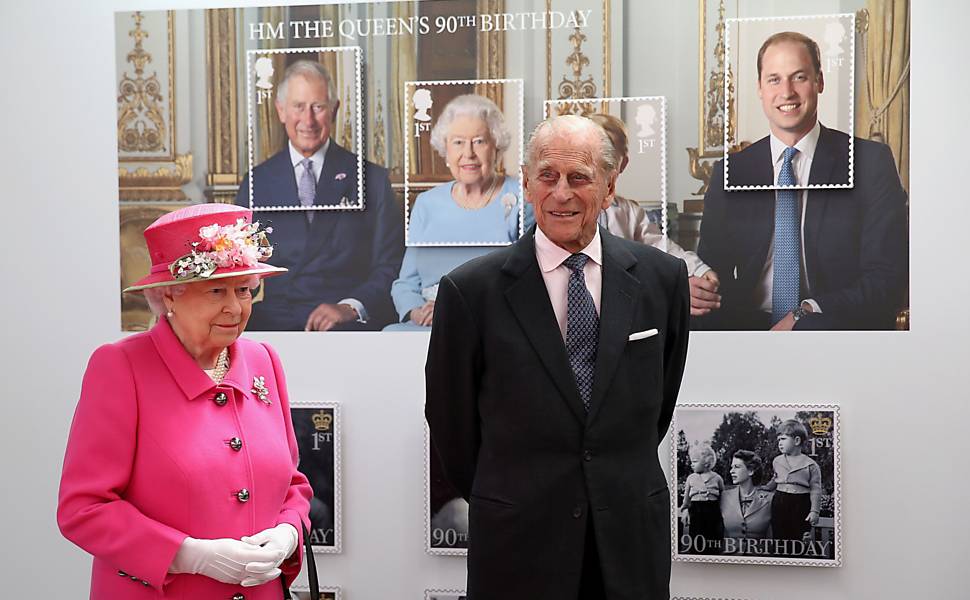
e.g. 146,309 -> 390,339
236,60 -> 402,331
692,31 -> 908,330
425,115 -> 690,600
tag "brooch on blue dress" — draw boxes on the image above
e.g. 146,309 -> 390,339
252,376 -> 270,404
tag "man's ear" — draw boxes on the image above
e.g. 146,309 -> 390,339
520,165 -> 534,204
601,169 -> 618,209
274,99 -> 286,124
331,99 -> 341,123
816,69 -> 825,94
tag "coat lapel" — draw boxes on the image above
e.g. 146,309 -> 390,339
502,232 -> 588,425
586,231 -> 638,425
298,142 -> 357,270
804,128 -> 838,292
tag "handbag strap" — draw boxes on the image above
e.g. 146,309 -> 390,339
281,522 -> 319,599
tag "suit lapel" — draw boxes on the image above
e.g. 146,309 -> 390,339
803,128 -> 841,293
503,232 -> 588,425
261,151 -> 301,209
586,232 -> 638,425
299,142 -> 358,268
736,140 -> 777,276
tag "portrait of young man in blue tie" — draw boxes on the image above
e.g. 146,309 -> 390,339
692,31 -> 908,331
425,115 -> 689,600
236,60 -> 403,332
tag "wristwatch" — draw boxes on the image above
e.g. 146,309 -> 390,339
792,305 -> 810,322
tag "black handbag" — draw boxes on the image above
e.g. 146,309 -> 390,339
281,523 -> 319,599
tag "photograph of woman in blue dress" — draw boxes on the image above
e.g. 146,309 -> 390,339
387,93 -> 532,331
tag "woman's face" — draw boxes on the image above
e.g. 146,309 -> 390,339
445,115 -> 496,187
730,458 -> 752,485
166,275 -> 255,356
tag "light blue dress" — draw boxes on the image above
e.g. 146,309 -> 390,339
407,176 -> 524,244
385,177 -> 534,331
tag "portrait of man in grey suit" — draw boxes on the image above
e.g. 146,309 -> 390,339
425,115 -> 690,599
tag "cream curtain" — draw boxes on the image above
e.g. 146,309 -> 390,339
389,3 -> 417,179
255,7 -> 287,164
857,0 -> 910,192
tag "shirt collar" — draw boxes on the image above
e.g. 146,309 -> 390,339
534,225 -> 603,273
149,317 -> 253,401
769,120 -> 821,166
288,139 -> 329,169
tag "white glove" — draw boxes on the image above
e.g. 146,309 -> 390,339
239,523 -> 299,587
169,537 -> 285,586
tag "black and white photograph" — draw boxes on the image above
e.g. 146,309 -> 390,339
288,584 -> 340,600
425,590 -> 466,600
672,404 -> 841,567
404,78 -> 525,246
245,46 -> 364,211
724,14 -> 855,190
292,402 -> 342,553
425,426 -> 468,555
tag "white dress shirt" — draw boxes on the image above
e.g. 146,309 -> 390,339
754,121 -> 822,314
534,225 -> 603,340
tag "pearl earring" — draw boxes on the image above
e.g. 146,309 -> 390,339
166,310 -> 174,318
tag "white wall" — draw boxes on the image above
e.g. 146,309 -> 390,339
1,1 -> 966,599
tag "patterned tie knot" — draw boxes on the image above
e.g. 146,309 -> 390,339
562,253 -> 589,273
301,157 -> 314,172
782,146 -> 798,167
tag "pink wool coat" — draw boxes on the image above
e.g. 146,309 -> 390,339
58,318 -> 312,599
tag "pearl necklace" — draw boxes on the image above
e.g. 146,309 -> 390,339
453,176 -> 500,210
207,348 -> 230,384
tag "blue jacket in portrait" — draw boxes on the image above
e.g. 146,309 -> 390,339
697,125 -> 908,330
236,142 -> 404,331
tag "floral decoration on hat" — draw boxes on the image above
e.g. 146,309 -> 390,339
169,219 -> 274,281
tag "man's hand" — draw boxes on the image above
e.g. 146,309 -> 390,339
305,303 -> 358,331
770,303 -> 814,331
689,270 -> 721,316
410,300 -> 435,327
770,312 -> 796,331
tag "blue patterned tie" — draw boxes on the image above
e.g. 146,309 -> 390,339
563,253 -> 599,411
772,147 -> 800,324
298,158 -> 316,223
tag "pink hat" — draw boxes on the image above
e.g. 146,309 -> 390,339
124,203 -> 287,292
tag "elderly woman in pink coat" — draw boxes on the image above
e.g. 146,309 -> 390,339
58,203 -> 312,599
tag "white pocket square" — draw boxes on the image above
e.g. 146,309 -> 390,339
627,328 -> 659,341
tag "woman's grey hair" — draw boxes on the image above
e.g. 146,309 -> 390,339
430,94 -> 512,159
276,60 -> 337,108
142,275 -> 261,317
144,284 -> 187,317
525,115 -> 618,174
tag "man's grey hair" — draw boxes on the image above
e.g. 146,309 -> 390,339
524,114 -> 618,174
276,60 -> 338,108
430,94 -> 512,159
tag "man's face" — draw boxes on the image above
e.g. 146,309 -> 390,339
523,129 -> 615,253
276,75 -> 336,157
757,40 -> 823,144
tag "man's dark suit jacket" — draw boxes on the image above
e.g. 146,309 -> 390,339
697,125 -> 908,330
425,226 -> 689,600
235,142 -> 403,330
